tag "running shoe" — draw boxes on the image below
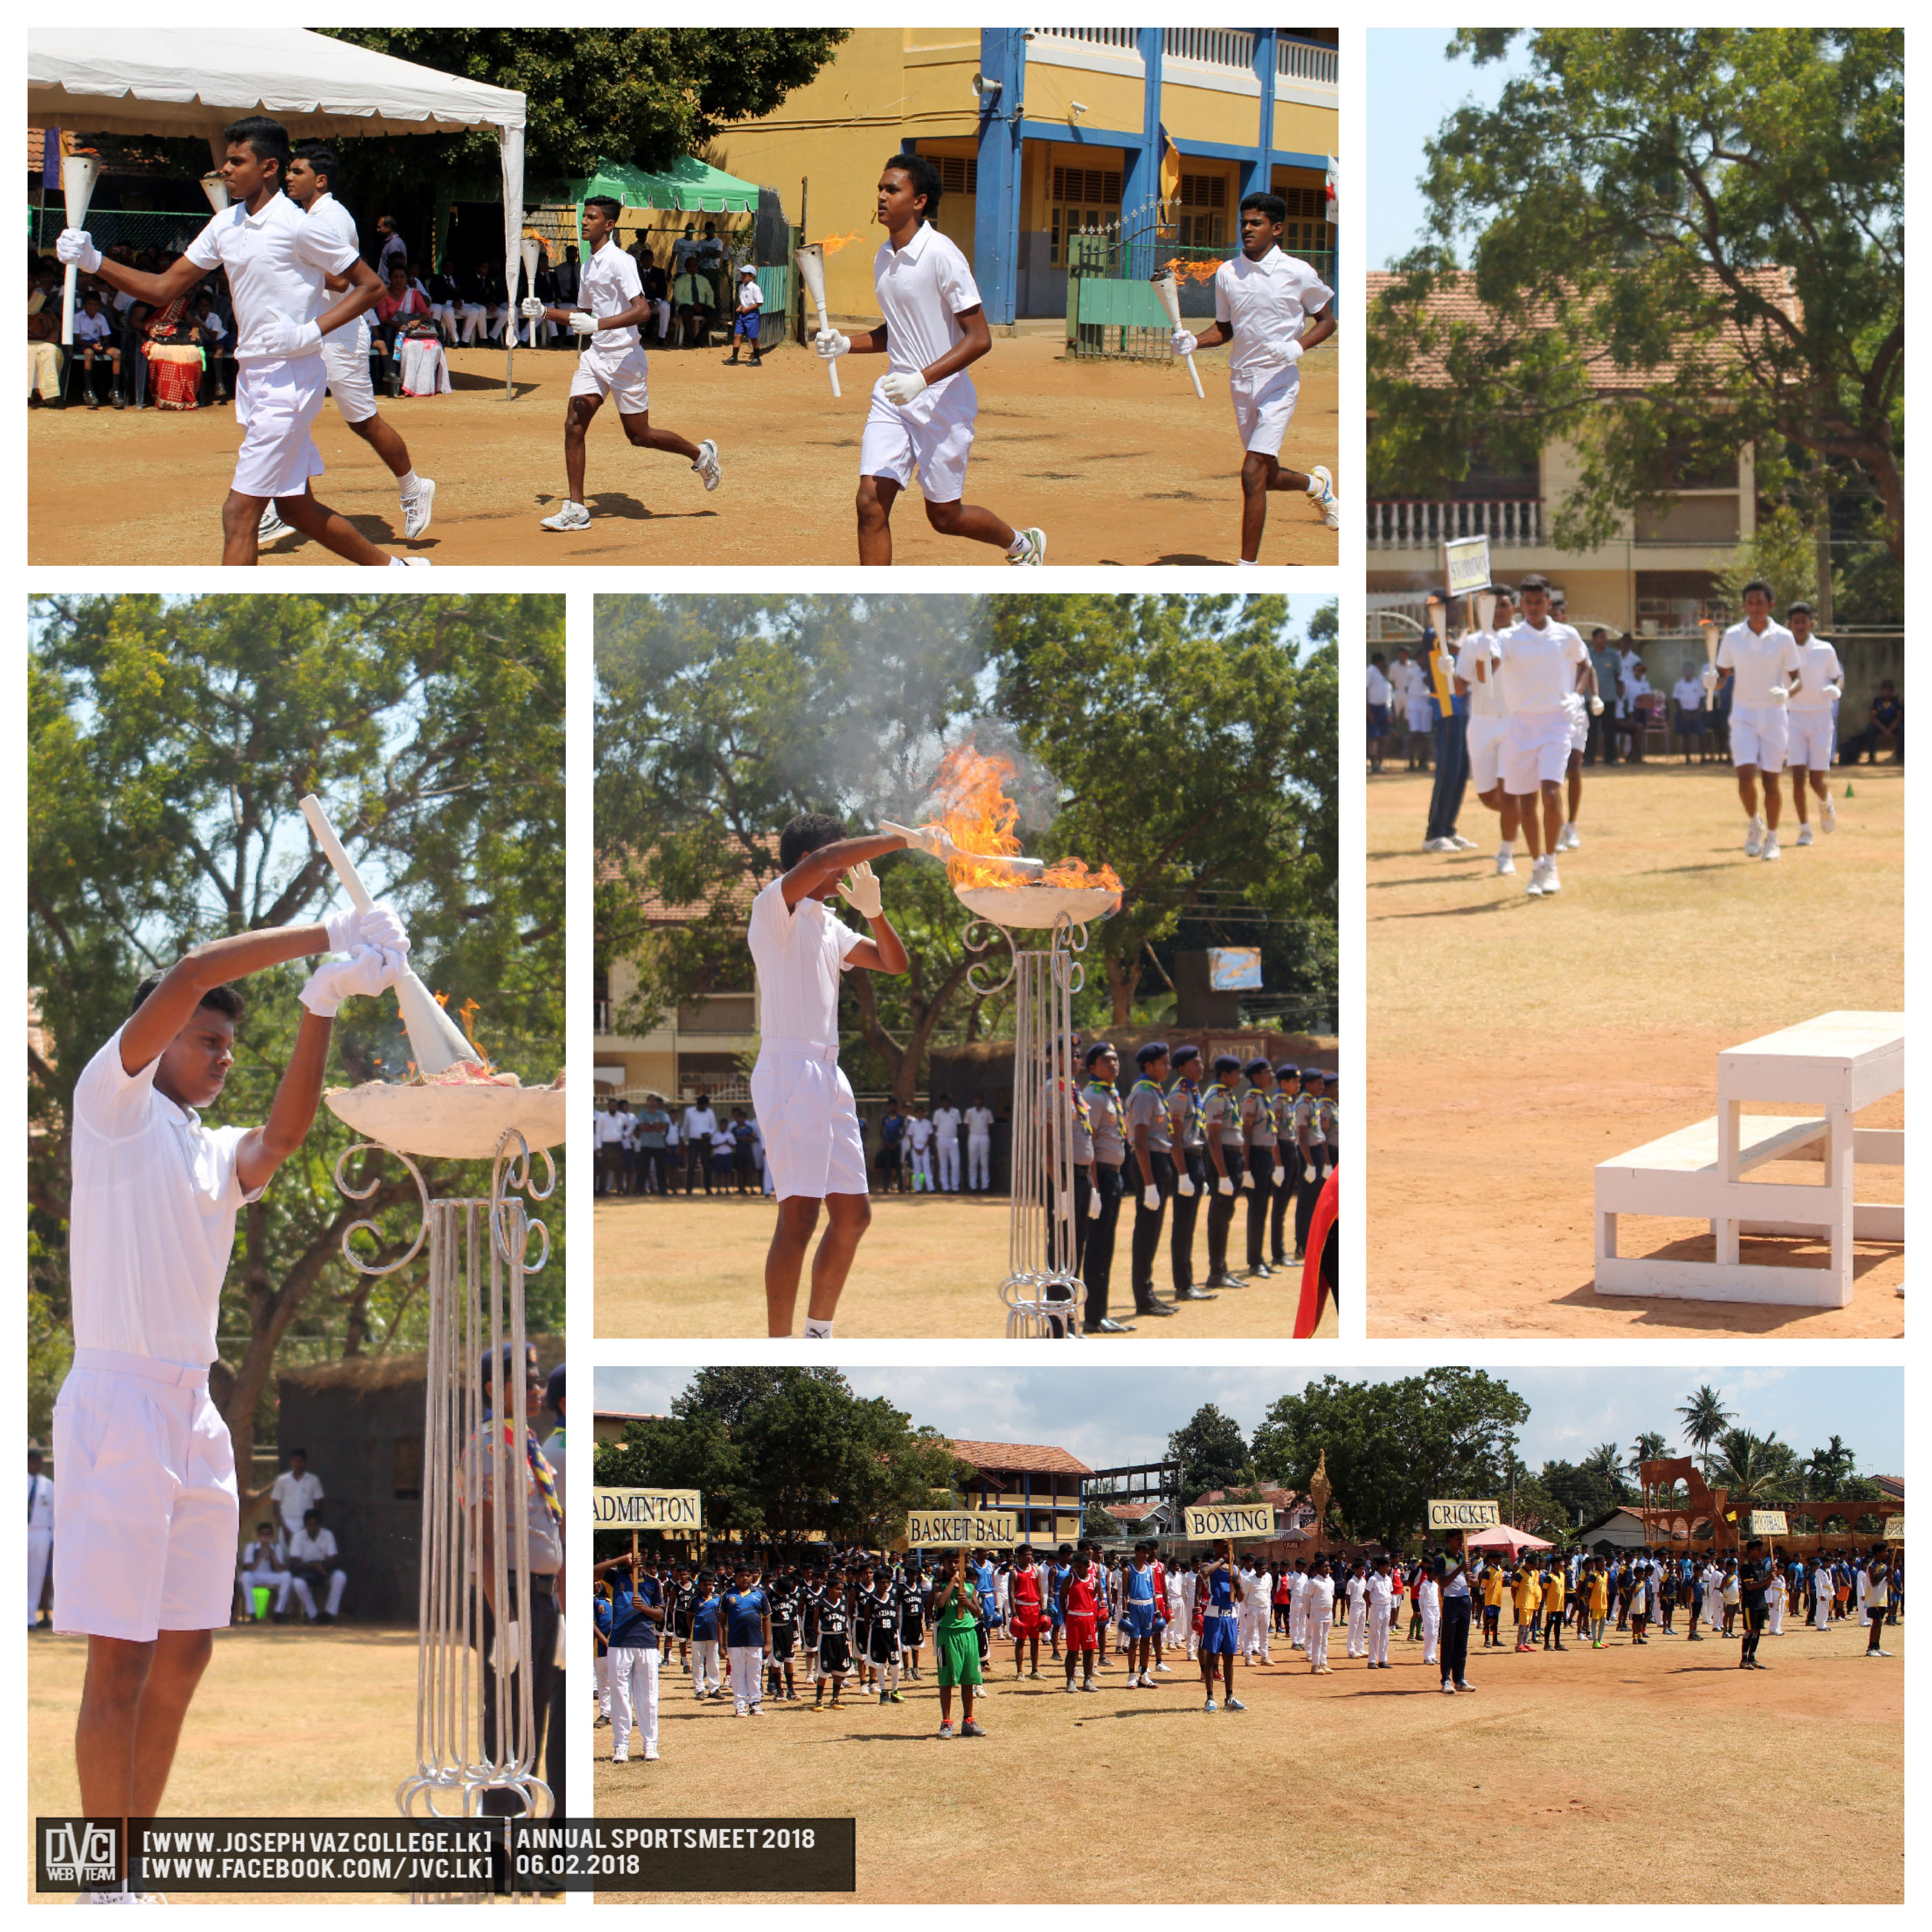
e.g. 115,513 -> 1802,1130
1423,836 -> 1458,853
1496,847 -> 1517,876
961,1720 -> 987,1737
1541,858 -> 1561,893
1226,1697 -> 1246,1711
1762,831 -> 1781,861
1007,526 -> 1047,567
1744,816 -> 1764,857
693,440 -> 722,491
258,504 -> 292,544
1797,825 -> 1814,846
1450,834 -> 1479,850
541,501 -> 591,531
1306,465 -> 1339,529
400,476 -> 436,540
1822,795 -> 1836,832
938,1722 -> 954,1739
1203,1698 -> 1217,1712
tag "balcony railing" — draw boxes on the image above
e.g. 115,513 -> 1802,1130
1029,30 -> 1337,87
594,999 -> 611,1034
1368,499 -> 1544,549
1163,28 -> 1254,71
1278,38 -> 1339,86
1032,26 -> 1142,55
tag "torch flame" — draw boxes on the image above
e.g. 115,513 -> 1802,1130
927,745 -> 1122,895
815,232 -> 863,255
1162,256 -> 1220,286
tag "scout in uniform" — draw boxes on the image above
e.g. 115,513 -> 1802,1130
1164,1045 -> 1217,1302
1123,1043 -> 1179,1320
1292,1070 -> 1328,1261
1240,1057 -> 1279,1277
1080,1043 -> 1132,1332
1200,1054 -> 1248,1290
1268,1065 -> 1300,1265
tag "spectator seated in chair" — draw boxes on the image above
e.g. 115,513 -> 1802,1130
1837,680 -> 1903,766
638,248 -> 673,342
71,288 -> 126,408
374,264 -> 437,393
671,266 -> 714,348
288,1508 -> 348,1623
238,1520 -> 294,1621
136,265 -> 214,412
192,291 -> 235,402
27,262 -> 65,407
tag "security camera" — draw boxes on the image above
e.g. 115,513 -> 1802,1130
1069,101 -> 1090,117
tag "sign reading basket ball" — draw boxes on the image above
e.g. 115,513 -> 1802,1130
907,1510 -> 1020,1547
593,1488 -> 704,1530
1428,1499 -> 1501,1532
1183,1503 -> 1275,1541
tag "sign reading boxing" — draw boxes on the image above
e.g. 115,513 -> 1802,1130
592,1488 -> 703,1530
907,1510 -> 1020,1548
1428,1498 -> 1501,1532
1183,1503 -> 1276,1541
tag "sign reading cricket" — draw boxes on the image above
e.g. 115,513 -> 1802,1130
593,1488 -> 704,1530
1428,1499 -> 1501,1532
907,1510 -> 1020,1547
1184,1503 -> 1275,1541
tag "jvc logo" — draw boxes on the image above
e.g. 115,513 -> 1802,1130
44,1821 -> 117,1885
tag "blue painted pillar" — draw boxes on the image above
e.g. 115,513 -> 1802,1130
1245,30 -> 1279,203
974,28 -> 1027,324
1120,28 -> 1165,240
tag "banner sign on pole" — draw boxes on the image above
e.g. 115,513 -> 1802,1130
1183,1502 -> 1276,1541
1443,534 -> 1491,598
593,1488 -> 703,1530
906,1510 -> 1021,1547
1746,1510 -> 1788,1537
1882,1515 -> 1905,1541
1428,1499 -> 1501,1532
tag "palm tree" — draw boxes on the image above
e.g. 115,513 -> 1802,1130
1806,1435 -> 1857,1497
1581,1441 -> 1628,1506
1712,1429 -> 1798,1506
1677,1385 -> 1733,1474
1628,1431 -> 1670,1481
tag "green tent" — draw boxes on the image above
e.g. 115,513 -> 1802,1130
560,157 -> 760,217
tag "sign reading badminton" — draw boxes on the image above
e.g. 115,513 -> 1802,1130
1208,947 -> 1263,992
1746,1510 -> 1789,1537
1428,1498 -> 1501,1531
1184,1502 -> 1275,1541
593,1488 -> 704,1530
907,1510 -> 1019,1547
1442,534 -> 1491,598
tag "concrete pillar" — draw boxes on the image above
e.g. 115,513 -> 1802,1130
1121,28 -> 1165,237
1245,30 -> 1279,202
973,28 -> 1028,325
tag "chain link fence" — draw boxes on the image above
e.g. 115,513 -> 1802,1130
30,205 -> 211,258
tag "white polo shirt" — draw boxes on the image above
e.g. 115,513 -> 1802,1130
871,221 -> 982,420
184,192 -> 360,366
1790,638 -> 1844,711
304,191 -> 371,353
579,238 -> 644,353
932,1105 -> 962,1144
1716,620 -> 1801,706
1495,618 -> 1588,712
1455,630 -> 1508,718
68,1026 -> 263,1370
288,1525 -> 340,1567
747,876 -> 865,1049
1366,663 -> 1390,705
965,1105 -> 994,1140
270,1468 -> 326,1533
1212,246 -> 1334,382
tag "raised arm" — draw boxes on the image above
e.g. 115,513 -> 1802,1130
778,833 -> 909,907
119,924 -> 330,1076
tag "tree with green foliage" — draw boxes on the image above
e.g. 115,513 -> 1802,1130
1370,30 -> 1904,595
1539,1459 -> 1620,1532
1166,1403 -> 1252,1503
1677,1384 -> 1734,1475
1711,1428 -> 1800,1506
1579,1443 -> 1631,1508
1804,1435 -> 1857,1497
1628,1430 -> 1670,1481
27,594 -> 564,1466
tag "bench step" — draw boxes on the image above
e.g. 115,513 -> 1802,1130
1596,1114 -> 1826,1178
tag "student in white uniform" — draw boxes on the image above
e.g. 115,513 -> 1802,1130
747,814 -> 923,1337
1344,1561 -> 1369,1657
1764,1561 -> 1785,1635
1711,580 -> 1804,860
238,1521 -> 293,1619
931,1094 -> 963,1193
1455,586 -> 1519,875
814,155 -> 1046,567
1495,573 -> 1590,898
1245,1563 -> 1274,1662
906,1106 -> 935,1192
1419,1566 -> 1441,1665
1366,1559 -> 1397,1668
1168,192 -> 1339,563
1554,634 -> 1605,854
1783,601 -> 1844,847
288,1510 -> 348,1621
59,115 -> 408,569
1287,1561 -> 1308,1650
52,904 -> 405,1892
524,196 -> 720,532
28,1448 -> 56,1628
1303,1559 -> 1334,1674
964,1093 -> 996,1192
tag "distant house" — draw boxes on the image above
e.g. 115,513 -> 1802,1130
593,1409 -> 665,1447
945,1437 -> 1093,1549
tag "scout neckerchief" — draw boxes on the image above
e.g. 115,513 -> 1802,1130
1170,1074 -> 1203,1140
1202,1078 -> 1239,1132
1055,1076 -> 1092,1134
1271,1087 -> 1296,1134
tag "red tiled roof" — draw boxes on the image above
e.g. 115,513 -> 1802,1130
1195,1487 -> 1297,1508
951,1439 -> 1094,1478
1873,1476 -> 1904,1500
597,837 -> 778,924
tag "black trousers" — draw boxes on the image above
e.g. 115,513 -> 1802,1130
1045,1165 -> 1091,1275
1129,1152 -> 1174,1297
1206,1152 -> 1242,1274
639,1145 -> 671,1194
1245,1145 -> 1276,1266
480,1581 -> 560,1817
1295,1160 -> 1325,1255
1270,1142 -> 1295,1259
1083,1163 -> 1123,1325
1169,1147 -> 1206,1289
1439,1595 -> 1472,1686
685,1137 -> 713,1193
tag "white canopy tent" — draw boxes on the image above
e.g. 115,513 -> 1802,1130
28,28 -> 529,393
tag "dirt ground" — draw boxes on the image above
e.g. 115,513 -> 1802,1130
26,333 -> 1337,569
26,1624 -> 478,1906
595,1190 -> 1338,1339
595,1611 -> 1902,1903
1368,758 -> 1906,1337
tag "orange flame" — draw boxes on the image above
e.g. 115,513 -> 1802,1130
815,232 -> 864,255
433,989 -> 448,1007
927,745 -> 1123,895
1162,257 -> 1220,286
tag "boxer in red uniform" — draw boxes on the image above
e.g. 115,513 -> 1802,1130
1008,1546 -> 1047,1680
1061,1544 -> 1101,1693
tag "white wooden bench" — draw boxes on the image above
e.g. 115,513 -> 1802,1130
1594,1010 -> 1905,1305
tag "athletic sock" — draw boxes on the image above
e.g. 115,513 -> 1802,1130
802,1317 -> 834,1339
398,469 -> 423,496
388,556 -> 411,568
1236,557 -> 1258,566
1005,531 -> 1029,559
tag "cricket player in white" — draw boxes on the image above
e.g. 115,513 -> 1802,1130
1345,1564 -> 1368,1657
1366,1563 -> 1396,1668
52,903 -> 405,1889
1303,1563 -> 1334,1674
28,1449 -> 55,1628
1169,192 -> 1339,563
524,195 -> 720,531
815,155 -> 1046,567
1455,588 -> 1519,875
931,1094 -> 963,1192
1783,600 -> 1844,847
1712,580 -> 1804,860
965,1094 -> 996,1190
1419,1567 -> 1441,1664
1495,574 -> 1590,896
747,813 -> 925,1337
277,144 -> 436,543
59,116 -> 413,569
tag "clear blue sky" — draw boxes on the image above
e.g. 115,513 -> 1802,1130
1368,29 -> 1536,268
595,1366 -> 1902,1481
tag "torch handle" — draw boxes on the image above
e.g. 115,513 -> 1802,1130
814,297 -> 841,398
299,793 -> 375,913
1183,352 -> 1205,400
61,266 -> 78,347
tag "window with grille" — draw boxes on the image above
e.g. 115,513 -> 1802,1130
1176,173 -> 1227,250
936,156 -> 978,196
1271,182 -> 1334,256
1049,166 -> 1123,266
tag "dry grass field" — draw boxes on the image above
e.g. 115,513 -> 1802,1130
27,334 -> 1337,569
1367,758 -> 1905,1337
595,1612 -> 1902,1902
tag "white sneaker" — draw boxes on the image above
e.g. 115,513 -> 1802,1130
258,504 -> 291,544
1305,464 -> 1339,530
1762,831 -> 1780,861
541,500 -> 591,531
1822,796 -> 1836,832
1556,822 -> 1578,851
400,475 -> 436,539
1423,836 -> 1458,853
1744,816 -> 1764,857
1203,1697 -> 1217,1712
1450,834 -> 1479,850
1796,824 -> 1813,846
692,439 -> 722,491
644,1742 -> 659,1760
394,556 -> 433,568
1007,526 -> 1047,566
1154,1662 -> 1171,1672
1541,858 -> 1561,892
1526,858 -> 1547,897
1496,847 -> 1517,876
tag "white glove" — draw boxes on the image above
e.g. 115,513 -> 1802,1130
299,945 -> 402,1017
1216,1175 -> 1235,1197
1269,337 -> 1306,368
1176,1172 -> 1196,1198
569,311 -> 598,336
1701,665 -> 1719,691
1143,1185 -> 1160,1212
1241,1166 -> 1254,1190
879,369 -> 928,408
1303,1163 -> 1317,1184
878,820 -> 954,860
1085,1187 -> 1101,1221
1322,1163 -> 1333,1180
1768,684 -> 1789,705
519,297 -> 546,320
837,860 -> 883,920
814,327 -> 851,361
259,316 -> 323,359
1170,328 -> 1198,358
57,228 -> 103,273
1588,696 -> 1604,717
324,901 -> 410,958
1272,1165 -> 1286,1186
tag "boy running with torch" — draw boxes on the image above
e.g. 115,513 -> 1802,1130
814,156 -> 1047,566
1165,193 -> 1339,563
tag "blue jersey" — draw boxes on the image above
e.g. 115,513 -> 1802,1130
593,1593 -> 612,1655
1052,1564 -> 1072,1615
1206,1565 -> 1236,1616
722,1586 -> 768,1648
1125,1565 -> 1156,1607
691,1597 -> 722,1642
607,1576 -> 661,1650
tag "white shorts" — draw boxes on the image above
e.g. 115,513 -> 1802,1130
1565,695 -> 1588,753
1404,696 -> 1434,733
1786,710 -> 1835,770
1502,709 -> 1576,795
749,1045 -> 868,1201
1730,703 -> 1790,772
321,326 -> 377,424
858,378 -> 976,504
570,342 -> 650,415
232,355 -> 328,499
52,1351 -> 239,1641
1230,362 -> 1301,457
1467,713 -> 1506,791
